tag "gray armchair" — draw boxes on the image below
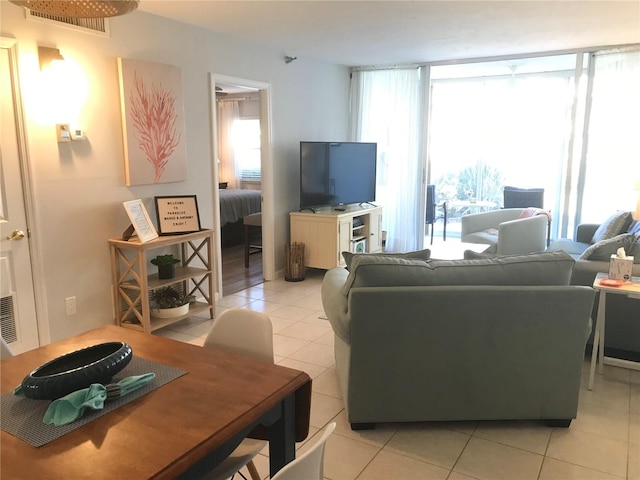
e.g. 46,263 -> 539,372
461,208 -> 548,255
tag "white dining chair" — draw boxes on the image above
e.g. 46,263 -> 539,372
1,337 -> 13,360
271,422 -> 336,480
202,308 -> 274,480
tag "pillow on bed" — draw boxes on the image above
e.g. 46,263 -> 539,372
219,182 -> 228,189
342,249 -> 431,270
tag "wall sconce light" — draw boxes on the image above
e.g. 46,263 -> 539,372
10,0 -> 139,18
38,46 -> 64,71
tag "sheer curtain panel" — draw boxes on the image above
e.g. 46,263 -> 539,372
349,68 -> 424,252
579,50 -> 640,224
217,100 -> 240,188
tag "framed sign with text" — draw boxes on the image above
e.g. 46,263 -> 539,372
122,199 -> 159,243
154,195 -> 201,235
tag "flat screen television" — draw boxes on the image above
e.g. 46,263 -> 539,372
299,141 -> 377,210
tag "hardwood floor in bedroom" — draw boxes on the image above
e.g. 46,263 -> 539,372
221,243 -> 263,296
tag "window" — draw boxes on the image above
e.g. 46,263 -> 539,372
232,118 -> 261,181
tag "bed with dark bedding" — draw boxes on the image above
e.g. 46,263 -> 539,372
219,189 -> 262,227
219,189 -> 261,247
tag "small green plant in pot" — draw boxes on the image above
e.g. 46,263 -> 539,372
151,254 -> 180,279
150,286 -> 193,319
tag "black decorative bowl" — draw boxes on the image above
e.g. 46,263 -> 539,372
21,342 -> 133,400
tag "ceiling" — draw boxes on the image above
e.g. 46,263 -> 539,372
137,1 -> 640,67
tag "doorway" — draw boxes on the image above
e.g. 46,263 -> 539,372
210,74 -> 274,298
1,37 -> 46,353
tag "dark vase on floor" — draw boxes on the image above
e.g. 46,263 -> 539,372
158,264 -> 176,279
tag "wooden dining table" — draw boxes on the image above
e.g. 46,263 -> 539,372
1,325 -> 311,479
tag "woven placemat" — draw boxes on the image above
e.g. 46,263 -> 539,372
0,356 -> 186,447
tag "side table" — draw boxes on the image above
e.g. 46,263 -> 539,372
588,272 -> 640,390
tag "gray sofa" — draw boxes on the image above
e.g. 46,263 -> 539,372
321,251 -> 595,429
547,219 -> 640,358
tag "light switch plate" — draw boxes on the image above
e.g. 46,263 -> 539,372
56,124 -> 71,142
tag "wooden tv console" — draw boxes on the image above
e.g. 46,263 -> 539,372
290,205 -> 383,269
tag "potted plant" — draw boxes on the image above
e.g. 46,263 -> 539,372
150,286 -> 193,319
151,254 -> 180,279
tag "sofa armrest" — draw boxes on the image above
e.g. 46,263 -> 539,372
496,215 -> 548,255
576,224 -> 599,244
461,208 -> 523,238
321,268 -> 351,343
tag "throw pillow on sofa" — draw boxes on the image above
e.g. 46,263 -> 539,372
631,235 -> 640,263
579,233 -> 639,261
628,220 -> 640,235
591,211 -> 633,243
341,248 -> 431,270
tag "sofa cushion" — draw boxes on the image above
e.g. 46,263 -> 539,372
342,251 -> 575,294
546,238 -> 591,257
341,249 -> 431,271
463,231 -> 498,247
591,211 -> 633,243
579,233 -> 638,261
463,250 -> 497,260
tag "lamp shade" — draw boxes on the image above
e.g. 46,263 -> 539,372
9,0 -> 139,18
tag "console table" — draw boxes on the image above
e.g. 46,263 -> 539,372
588,272 -> 640,390
108,230 -> 215,333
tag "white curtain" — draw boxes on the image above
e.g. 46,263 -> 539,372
349,69 -> 424,252
580,50 -> 640,224
217,101 -> 240,188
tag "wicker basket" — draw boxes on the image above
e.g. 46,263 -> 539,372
285,242 -> 305,282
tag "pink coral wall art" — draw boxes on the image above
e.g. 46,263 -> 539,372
118,58 -> 187,185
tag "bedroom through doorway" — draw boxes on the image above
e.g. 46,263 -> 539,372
215,81 -> 264,296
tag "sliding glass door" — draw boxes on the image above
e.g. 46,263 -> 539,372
428,54 -> 583,239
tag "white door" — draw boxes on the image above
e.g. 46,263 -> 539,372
1,39 -> 40,354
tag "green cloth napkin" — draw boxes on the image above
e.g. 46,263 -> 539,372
41,373 -> 155,426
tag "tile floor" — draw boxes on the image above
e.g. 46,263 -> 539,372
156,269 -> 639,480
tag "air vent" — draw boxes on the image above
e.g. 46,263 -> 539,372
26,8 -> 109,36
1,294 -> 18,344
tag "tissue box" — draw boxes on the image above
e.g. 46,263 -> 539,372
609,255 -> 634,281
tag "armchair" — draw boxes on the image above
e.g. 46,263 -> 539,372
461,208 -> 548,255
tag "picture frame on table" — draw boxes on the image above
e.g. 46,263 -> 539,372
122,199 -> 159,243
154,195 -> 201,235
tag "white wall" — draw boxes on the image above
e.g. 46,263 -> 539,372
1,4 -> 350,342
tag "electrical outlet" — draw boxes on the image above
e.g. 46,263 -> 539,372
65,296 -> 76,316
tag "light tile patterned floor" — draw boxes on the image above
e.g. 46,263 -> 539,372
156,269 -> 640,480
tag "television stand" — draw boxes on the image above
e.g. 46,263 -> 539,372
290,205 -> 383,269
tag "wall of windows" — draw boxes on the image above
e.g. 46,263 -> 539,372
352,47 -> 640,248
